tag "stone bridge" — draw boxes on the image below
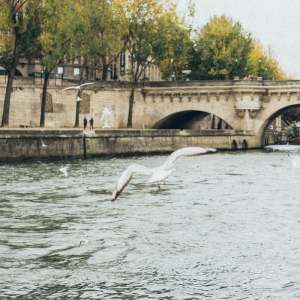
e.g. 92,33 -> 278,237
1,78 -> 300,149
132,80 -> 300,147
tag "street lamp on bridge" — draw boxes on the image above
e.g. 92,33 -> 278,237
258,59 -> 262,77
234,59 -> 238,77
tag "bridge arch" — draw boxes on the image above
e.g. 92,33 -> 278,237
151,110 -> 233,130
258,103 -> 300,145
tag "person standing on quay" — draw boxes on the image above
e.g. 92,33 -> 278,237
89,117 -> 94,130
83,117 -> 87,130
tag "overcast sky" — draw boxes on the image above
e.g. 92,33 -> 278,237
175,0 -> 300,78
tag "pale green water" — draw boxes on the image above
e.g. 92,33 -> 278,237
1,148 -> 300,299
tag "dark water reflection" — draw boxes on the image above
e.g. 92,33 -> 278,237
1,148 -> 300,299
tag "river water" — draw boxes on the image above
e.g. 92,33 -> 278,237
1,146 -> 300,299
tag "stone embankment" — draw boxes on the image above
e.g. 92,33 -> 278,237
0,128 -> 273,162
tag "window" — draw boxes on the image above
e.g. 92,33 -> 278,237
110,62 -> 117,80
74,51 -> 79,64
57,67 -> 63,75
74,68 -> 80,77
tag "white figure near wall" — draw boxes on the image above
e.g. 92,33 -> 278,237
101,107 -> 112,128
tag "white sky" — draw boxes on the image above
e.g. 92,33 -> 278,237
175,0 -> 300,78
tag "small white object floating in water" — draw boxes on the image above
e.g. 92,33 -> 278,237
111,146 -> 217,201
61,82 -> 97,91
59,166 -> 69,177
264,144 -> 300,152
79,235 -> 89,247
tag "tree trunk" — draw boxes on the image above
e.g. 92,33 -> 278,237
102,63 -> 108,81
127,83 -> 135,128
40,72 -> 50,127
1,33 -> 21,127
74,90 -> 80,127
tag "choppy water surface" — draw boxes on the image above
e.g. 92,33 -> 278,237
1,147 -> 300,299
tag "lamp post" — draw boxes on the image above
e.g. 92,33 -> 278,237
234,59 -> 238,78
265,68 -> 268,79
258,59 -> 262,77
171,56 -> 175,81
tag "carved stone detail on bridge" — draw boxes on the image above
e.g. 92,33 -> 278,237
152,93 -> 156,102
207,92 -> 210,102
179,93 -> 183,102
265,92 -> 271,102
225,90 -> 229,101
236,109 -> 246,118
170,93 -> 173,102
248,109 -> 260,119
277,92 -> 281,101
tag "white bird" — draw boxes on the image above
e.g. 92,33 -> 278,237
111,146 -> 217,201
41,139 -> 48,147
288,153 -> 300,167
60,166 -> 69,177
79,235 -> 89,247
61,82 -> 97,91
76,96 -> 83,101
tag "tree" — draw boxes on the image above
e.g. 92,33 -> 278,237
247,41 -> 286,80
189,15 -> 286,81
68,0 -> 127,127
0,0 -> 44,127
191,15 -> 253,80
34,0 -> 77,127
122,0 -> 191,127
71,0 -> 127,81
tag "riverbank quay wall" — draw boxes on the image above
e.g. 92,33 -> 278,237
0,129 -> 275,162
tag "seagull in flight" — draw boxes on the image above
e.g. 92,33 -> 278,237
111,146 -> 217,201
61,82 -> 97,91
288,153 -> 300,167
79,235 -> 89,247
60,166 -> 69,177
41,139 -> 48,147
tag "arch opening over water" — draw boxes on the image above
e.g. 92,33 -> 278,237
151,110 -> 233,130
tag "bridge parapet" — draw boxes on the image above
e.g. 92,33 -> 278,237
141,83 -> 300,120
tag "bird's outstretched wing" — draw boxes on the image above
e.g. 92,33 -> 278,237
80,82 -> 97,87
161,147 -> 217,169
61,86 -> 78,91
111,164 -> 153,201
